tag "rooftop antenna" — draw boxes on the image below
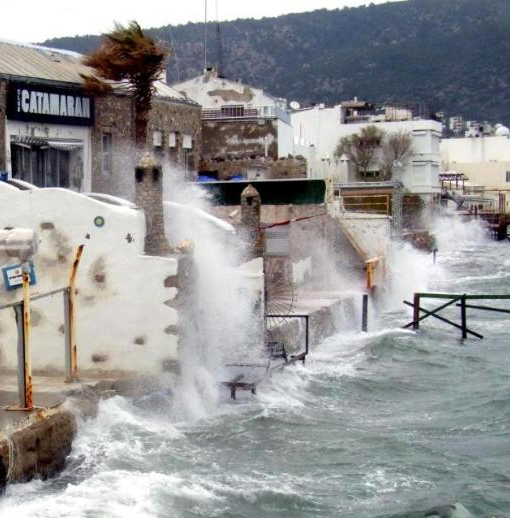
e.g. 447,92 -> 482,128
168,24 -> 180,82
215,0 -> 223,76
204,0 -> 208,69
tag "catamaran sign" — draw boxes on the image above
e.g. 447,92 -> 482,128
6,82 -> 94,126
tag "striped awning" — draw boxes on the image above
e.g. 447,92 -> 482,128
10,135 -> 83,151
47,140 -> 83,151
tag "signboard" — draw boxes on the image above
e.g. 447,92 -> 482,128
6,82 -> 94,127
265,227 -> 290,256
2,262 -> 36,291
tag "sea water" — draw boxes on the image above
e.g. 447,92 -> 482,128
0,217 -> 509,517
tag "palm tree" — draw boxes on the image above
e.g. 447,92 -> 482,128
82,22 -> 171,255
82,21 -> 168,146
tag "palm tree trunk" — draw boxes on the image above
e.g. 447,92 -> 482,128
134,104 -> 148,147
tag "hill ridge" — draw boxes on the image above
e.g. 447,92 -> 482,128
40,0 -> 510,123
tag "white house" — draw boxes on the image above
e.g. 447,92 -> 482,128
291,103 -> 442,197
441,128 -> 510,189
173,68 -> 293,160
441,127 -> 510,212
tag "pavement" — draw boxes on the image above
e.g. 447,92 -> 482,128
0,372 -> 123,431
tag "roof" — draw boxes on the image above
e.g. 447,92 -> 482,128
172,68 -> 286,109
0,39 -> 90,84
0,39 -> 193,104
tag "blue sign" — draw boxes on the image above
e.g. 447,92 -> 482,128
1,262 -> 36,291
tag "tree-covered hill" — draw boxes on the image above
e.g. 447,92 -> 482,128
41,0 -> 510,123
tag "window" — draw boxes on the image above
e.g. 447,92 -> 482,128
220,105 -> 245,118
101,133 -> 112,175
506,171 -> 510,183
153,130 -> 163,148
183,133 -> 193,149
168,132 -> 176,148
11,144 -> 74,189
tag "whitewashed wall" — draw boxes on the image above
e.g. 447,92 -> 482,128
291,105 -> 442,195
0,183 -> 179,374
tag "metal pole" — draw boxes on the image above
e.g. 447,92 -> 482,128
362,293 -> 368,332
14,306 -> 26,408
63,288 -> 72,381
21,266 -> 33,410
366,262 -> 373,291
67,245 -> 84,382
413,293 -> 420,330
304,315 -> 309,363
460,294 -> 467,339
203,0 -> 208,69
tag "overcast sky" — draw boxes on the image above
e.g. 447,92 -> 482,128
1,0 -> 393,43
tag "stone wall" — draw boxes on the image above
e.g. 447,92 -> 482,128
90,94 -> 134,197
200,157 -> 307,180
202,119 -> 278,160
210,202 -> 367,290
0,80 -> 6,171
91,94 -> 201,200
148,98 -> 202,175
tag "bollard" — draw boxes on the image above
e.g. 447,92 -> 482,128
362,294 -> 368,332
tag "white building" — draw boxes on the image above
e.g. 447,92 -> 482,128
173,68 -> 293,160
441,128 -> 510,211
291,103 -> 442,196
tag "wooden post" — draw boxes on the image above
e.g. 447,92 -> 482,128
413,293 -> 420,330
362,294 -> 368,332
460,294 -> 467,339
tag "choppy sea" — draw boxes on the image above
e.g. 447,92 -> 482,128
1,218 -> 509,517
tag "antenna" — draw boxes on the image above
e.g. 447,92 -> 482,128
204,0 -> 208,69
215,0 -> 223,76
168,24 -> 180,82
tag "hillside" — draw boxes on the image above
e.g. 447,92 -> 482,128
41,0 -> 510,123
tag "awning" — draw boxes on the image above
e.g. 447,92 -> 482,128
10,135 -> 83,151
47,140 -> 83,151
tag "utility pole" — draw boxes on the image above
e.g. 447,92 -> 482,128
204,0 -> 208,69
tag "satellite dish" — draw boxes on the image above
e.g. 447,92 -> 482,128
289,101 -> 300,110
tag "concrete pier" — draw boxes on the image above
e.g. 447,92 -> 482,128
267,290 -> 354,354
0,371 -> 165,491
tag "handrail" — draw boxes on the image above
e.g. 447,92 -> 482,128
0,244 -> 84,409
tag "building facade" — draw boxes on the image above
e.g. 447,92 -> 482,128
0,40 -> 201,199
441,131 -> 510,212
173,68 -> 304,180
291,102 -> 443,197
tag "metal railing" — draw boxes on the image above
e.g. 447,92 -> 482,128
403,292 -> 510,340
202,107 -> 259,120
0,245 -> 84,410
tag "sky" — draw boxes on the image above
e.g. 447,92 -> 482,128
1,0 -> 392,43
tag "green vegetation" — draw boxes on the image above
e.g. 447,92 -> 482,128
335,126 -> 413,181
42,0 -> 510,122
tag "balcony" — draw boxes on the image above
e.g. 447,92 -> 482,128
201,105 -> 289,124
